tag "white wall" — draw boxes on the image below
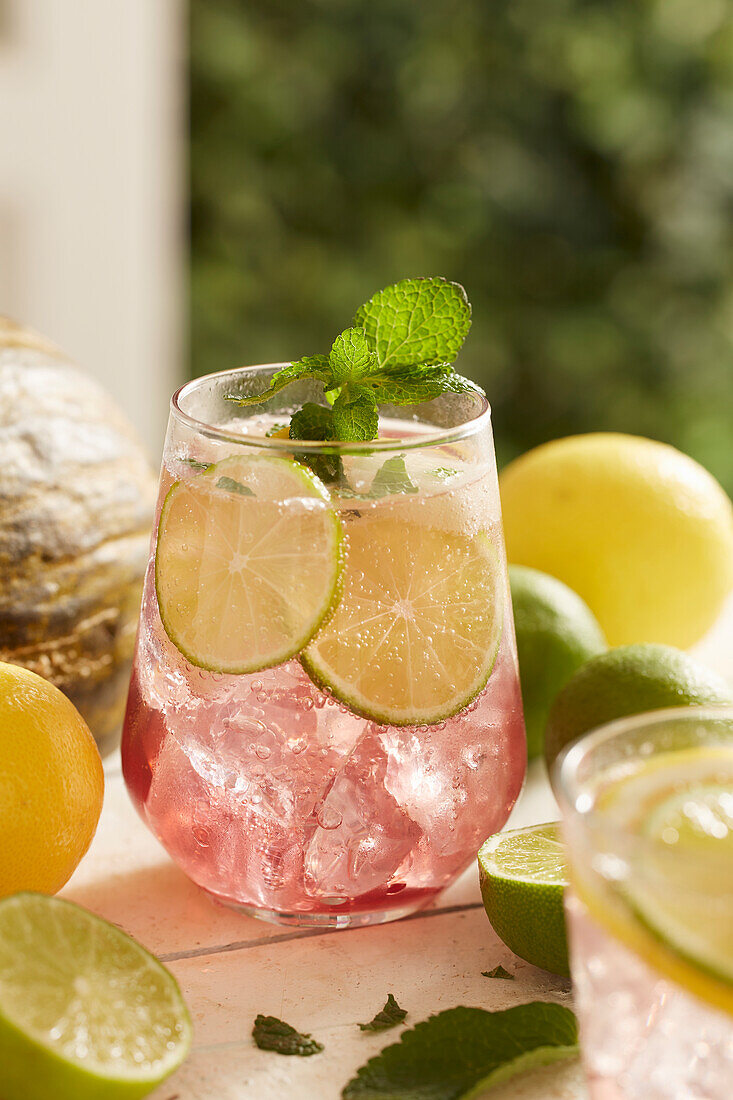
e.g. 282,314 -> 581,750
0,0 -> 184,460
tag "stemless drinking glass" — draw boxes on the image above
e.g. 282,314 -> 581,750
555,707 -> 733,1100
122,366 -> 526,927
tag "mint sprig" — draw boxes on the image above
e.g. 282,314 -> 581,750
227,277 -> 476,447
354,277 -> 471,369
252,1014 -> 324,1057
341,1002 -> 578,1099
359,994 -> 408,1033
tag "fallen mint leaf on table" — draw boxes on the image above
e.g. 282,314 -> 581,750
359,994 -> 408,1033
252,1014 -> 324,1056
341,1002 -> 578,1099
482,965 -> 515,980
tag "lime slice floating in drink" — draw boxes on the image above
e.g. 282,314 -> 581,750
478,822 -> 569,977
156,455 -> 342,673
302,518 -> 503,726
0,893 -> 192,1100
617,749 -> 733,997
577,744 -> 733,1016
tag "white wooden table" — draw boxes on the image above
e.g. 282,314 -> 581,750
61,599 -> 733,1100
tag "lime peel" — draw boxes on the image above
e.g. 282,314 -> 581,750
155,454 -> 343,674
302,522 -> 503,727
478,822 -> 570,977
0,893 -> 191,1100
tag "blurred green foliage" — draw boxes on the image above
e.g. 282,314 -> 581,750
191,0 -> 733,489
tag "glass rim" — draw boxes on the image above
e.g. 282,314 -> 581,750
554,704 -> 733,859
171,364 -> 492,453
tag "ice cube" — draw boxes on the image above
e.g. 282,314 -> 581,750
304,730 -> 422,900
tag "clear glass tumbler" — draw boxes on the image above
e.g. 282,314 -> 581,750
122,365 -> 526,927
555,707 -> 733,1099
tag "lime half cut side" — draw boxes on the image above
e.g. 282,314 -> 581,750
478,823 -> 569,977
156,454 -> 342,673
302,517 -> 503,726
0,893 -> 192,1100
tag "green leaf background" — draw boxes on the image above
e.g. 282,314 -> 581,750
191,0 -> 733,492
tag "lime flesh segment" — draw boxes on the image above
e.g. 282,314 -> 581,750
0,893 -> 192,1100
156,455 -> 342,673
478,823 -> 569,977
302,518 -> 503,726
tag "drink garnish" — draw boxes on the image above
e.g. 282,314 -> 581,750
342,1002 -> 578,1099
358,994 -> 408,1033
252,1014 -> 324,1056
227,277 -> 476,444
482,965 -> 515,980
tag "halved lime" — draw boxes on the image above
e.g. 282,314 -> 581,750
156,455 -> 342,673
302,518 -> 503,726
478,823 -> 569,977
0,893 -> 192,1100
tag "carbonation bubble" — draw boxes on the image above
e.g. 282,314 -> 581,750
317,805 -> 343,830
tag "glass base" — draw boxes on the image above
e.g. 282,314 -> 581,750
204,888 -> 436,929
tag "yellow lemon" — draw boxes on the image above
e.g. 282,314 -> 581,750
500,434 -> 733,647
0,663 -> 104,896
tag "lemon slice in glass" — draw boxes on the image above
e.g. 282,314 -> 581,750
156,455 -> 342,673
302,517 -> 503,726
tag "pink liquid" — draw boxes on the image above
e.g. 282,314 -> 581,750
122,438 -> 526,926
566,895 -> 733,1099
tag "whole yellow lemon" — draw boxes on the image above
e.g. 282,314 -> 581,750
0,662 -> 104,896
500,434 -> 733,648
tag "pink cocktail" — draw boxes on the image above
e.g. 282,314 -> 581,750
556,707 -> 733,1099
122,365 -> 526,927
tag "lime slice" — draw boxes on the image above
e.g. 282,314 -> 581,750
0,893 -> 192,1100
620,751 -> 733,987
302,518 -> 503,726
478,823 -> 569,977
156,455 -> 342,673
575,746 -> 733,1016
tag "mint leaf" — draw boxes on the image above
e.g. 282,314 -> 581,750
181,457 -> 210,471
216,475 -> 255,496
372,363 -> 478,406
289,403 -> 342,484
341,1002 -> 578,1099
482,966 -> 515,980
252,1014 -> 324,1057
369,456 -> 418,498
359,994 -> 408,1033
289,402 -> 334,441
430,467 -> 459,481
265,422 -> 289,437
330,327 -> 377,383
354,277 -> 471,370
228,356 -> 330,407
333,386 -> 379,441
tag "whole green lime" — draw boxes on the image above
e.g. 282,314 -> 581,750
545,644 -> 733,772
509,565 -> 606,759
